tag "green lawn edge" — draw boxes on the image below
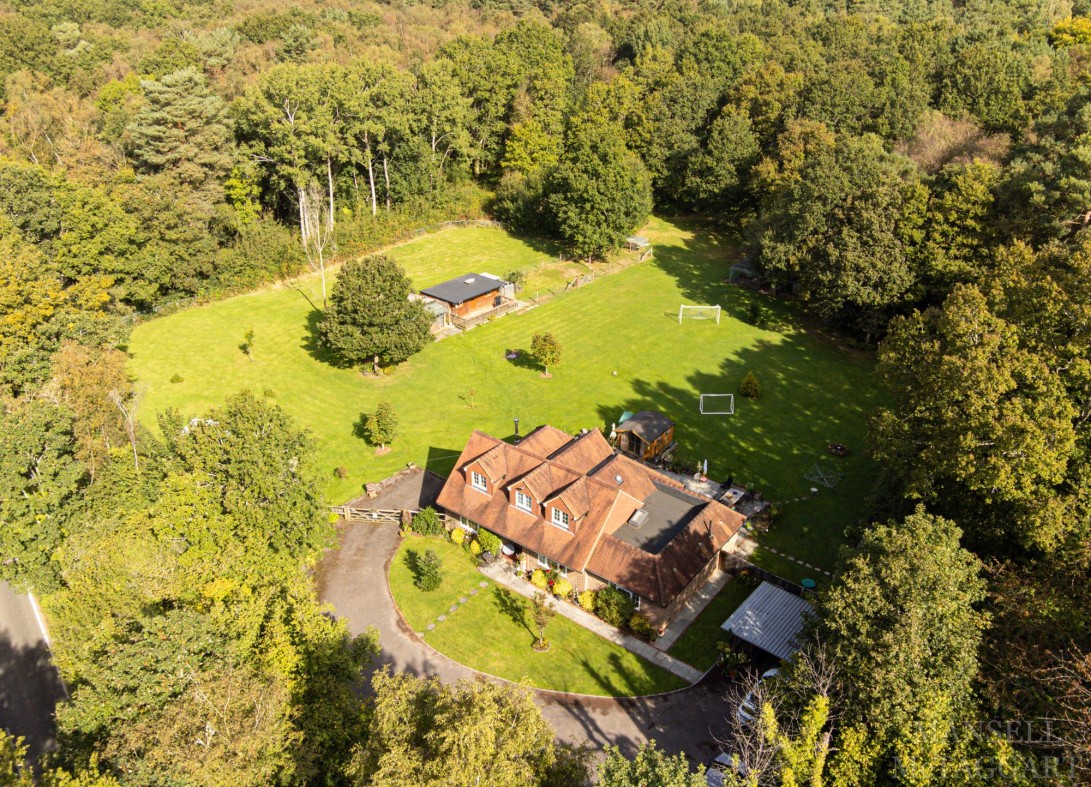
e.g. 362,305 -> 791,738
389,536 -> 687,697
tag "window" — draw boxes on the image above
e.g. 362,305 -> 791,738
612,583 -> 641,610
515,490 -> 532,512
537,552 -> 549,568
471,471 -> 487,492
551,508 -> 569,528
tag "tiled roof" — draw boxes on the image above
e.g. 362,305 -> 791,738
436,426 -> 746,607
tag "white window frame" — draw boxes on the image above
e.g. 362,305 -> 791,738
515,490 -> 532,512
537,552 -> 550,568
471,471 -> 487,492
551,508 -> 569,529
611,583 -> 641,610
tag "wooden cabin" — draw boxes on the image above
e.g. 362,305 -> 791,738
615,411 -> 675,461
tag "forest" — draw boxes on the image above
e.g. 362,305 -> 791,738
0,0 -> 1089,782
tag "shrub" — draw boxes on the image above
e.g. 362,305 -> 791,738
476,529 -> 502,555
416,549 -> 442,591
578,591 -> 596,611
739,371 -> 761,399
530,569 -> 549,590
411,507 -> 443,536
594,586 -> 636,628
449,527 -> 466,546
552,577 -> 573,598
468,538 -> 483,556
169,373 -> 184,383
263,387 -> 275,398
334,466 -> 348,479
628,612 -> 657,642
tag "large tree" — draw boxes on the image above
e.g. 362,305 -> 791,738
127,67 -> 234,203
819,509 -> 988,784
757,133 -> 927,339
320,254 -> 432,374
351,671 -> 589,786
548,115 -> 652,258
870,285 -> 1078,553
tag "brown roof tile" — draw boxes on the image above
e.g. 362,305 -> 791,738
436,426 -> 746,608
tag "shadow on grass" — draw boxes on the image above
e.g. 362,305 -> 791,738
504,348 -> 540,372
403,548 -> 423,585
299,305 -> 355,368
493,587 -> 533,637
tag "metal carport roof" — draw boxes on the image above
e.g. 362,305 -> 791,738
720,581 -> 813,660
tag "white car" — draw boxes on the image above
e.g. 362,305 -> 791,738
736,667 -> 780,724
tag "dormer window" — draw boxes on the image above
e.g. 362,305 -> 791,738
515,490 -> 532,512
471,471 -> 487,492
551,508 -> 569,529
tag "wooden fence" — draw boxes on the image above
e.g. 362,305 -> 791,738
329,506 -> 449,525
719,552 -> 806,596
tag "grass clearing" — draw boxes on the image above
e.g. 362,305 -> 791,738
667,579 -> 758,671
128,217 -> 885,574
389,536 -> 686,696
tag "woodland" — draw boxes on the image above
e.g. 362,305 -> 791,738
1,0 -> 1090,783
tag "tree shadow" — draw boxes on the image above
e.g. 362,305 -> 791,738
402,549 -> 424,586
492,587 -> 532,636
298,304 -> 349,368
504,348 -> 540,372
0,630 -> 65,771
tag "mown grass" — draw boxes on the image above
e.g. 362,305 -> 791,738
389,536 -> 687,696
667,579 -> 758,671
127,217 -> 885,575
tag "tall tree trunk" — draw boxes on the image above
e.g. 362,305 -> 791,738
326,157 -> 336,239
382,154 -> 391,211
298,185 -> 308,248
367,156 -> 377,218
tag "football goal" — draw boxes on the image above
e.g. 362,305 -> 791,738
678,304 -> 721,324
699,394 -> 735,415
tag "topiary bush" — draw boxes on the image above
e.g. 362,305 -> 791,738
169,373 -> 184,384
594,586 -> 636,628
476,528 -> 502,555
449,526 -> 466,545
739,371 -> 761,399
468,538 -> 483,556
411,507 -> 443,536
552,577 -> 573,598
578,590 -> 596,611
530,568 -> 549,590
628,611 -> 657,642
416,549 -> 442,591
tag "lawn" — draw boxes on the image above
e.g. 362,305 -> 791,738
667,579 -> 758,671
127,217 -> 885,574
389,535 -> 687,696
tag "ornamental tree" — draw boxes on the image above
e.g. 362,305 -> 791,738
530,332 -> 562,376
365,402 -> 398,451
321,255 -> 433,374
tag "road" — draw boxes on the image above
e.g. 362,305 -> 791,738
0,581 -> 66,765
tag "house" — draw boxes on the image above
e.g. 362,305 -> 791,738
613,410 -> 675,462
436,425 -> 747,631
420,273 -> 515,330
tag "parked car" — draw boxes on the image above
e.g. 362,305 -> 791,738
706,752 -> 747,786
736,667 -> 780,724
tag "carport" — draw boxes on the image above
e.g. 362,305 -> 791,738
720,581 -> 814,660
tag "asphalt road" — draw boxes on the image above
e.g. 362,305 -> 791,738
0,581 -> 66,765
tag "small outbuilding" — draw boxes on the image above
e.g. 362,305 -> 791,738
420,273 -> 515,329
720,581 -> 813,660
614,410 -> 675,462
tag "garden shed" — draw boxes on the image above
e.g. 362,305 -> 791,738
614,410 -> 676,462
